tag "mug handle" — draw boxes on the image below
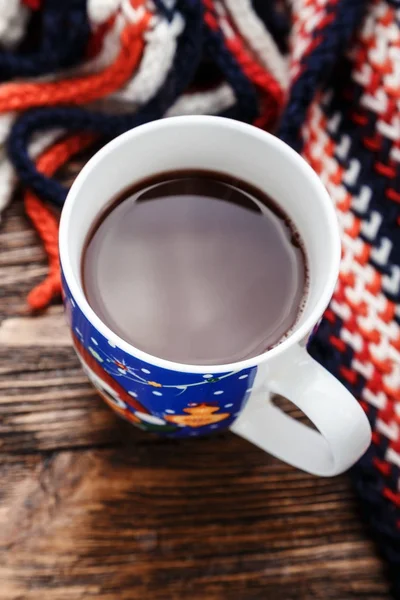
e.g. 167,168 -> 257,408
230,345 -> 371,476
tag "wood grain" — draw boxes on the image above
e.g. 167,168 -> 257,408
0,194 -> 392,599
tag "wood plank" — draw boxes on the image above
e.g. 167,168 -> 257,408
0,446 -> 390,600
0,307 -> 70,347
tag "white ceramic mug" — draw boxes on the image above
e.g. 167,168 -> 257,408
59,115 -> 371,476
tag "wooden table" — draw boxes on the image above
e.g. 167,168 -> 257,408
0,186 -> 392,599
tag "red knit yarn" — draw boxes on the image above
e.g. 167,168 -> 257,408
204,0 -> 284,130
25,133 -> 96,311
226,34 -> 284,129
0,13 -> 150,111
22,0 -> 41,9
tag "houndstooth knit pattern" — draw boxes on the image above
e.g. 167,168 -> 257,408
0,0 -> 399,594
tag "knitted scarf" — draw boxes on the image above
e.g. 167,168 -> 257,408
0,0 -> 399,594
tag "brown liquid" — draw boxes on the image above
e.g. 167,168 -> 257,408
82,170 -> 307,365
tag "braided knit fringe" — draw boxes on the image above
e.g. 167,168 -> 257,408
0,1 -> 400,593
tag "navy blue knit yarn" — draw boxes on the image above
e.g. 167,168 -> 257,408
0,0 -> 90,80
278,0 -> 367,152
251,0 -> 290,53
7,0 -> 204,206
8,0 -> 259,206
202,13 -> 258,124
152,0 -> 176,22
352,456 -> 400,599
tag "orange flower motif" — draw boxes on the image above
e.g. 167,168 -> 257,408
148,380 -> 162,387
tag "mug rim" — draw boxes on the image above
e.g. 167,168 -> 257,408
59,115 -> 341,374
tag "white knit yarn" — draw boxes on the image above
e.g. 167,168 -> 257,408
0,112 -> 18,217
0,131 -> 63,220
88,0 -> 122,25
113,10 -> 184,105
78,13 -> 126,76
167,83 -> 235,116
223,0 -> 288,89
0,0 -> 30,49
0,113 -> 16,146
